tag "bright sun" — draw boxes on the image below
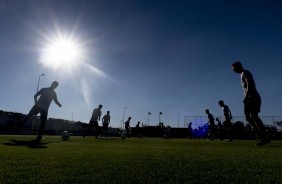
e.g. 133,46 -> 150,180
40,36 -> 84,70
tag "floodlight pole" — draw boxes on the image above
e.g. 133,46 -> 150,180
122,107 -> 127,129
147,112 -> 151,126
178,114 -> 179,128
36,74 -> 45,93
33,74 -> 45,134
159,112 -> 162,124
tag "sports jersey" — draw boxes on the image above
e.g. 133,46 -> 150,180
241,70 -> 259,97
36,88 -> 57,111
91,108 -> 101,121
102,114 -> 110,125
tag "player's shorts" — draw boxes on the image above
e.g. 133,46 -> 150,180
29,105 -> 48,120
244,94 -> 261,114
89,120 -> 99,128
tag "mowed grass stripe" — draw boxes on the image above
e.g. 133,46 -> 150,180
0,135 -> 282,184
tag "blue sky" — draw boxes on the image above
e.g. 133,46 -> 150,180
0,0 -> 282,128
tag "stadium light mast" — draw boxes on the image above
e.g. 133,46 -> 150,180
122,106 -> 127,129
33,74 -> 45,134
159,112 -> 162,123
36,74 -> 45,93
147,112 -> 151,126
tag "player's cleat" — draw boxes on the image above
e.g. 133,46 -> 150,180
35,135 -> 44,143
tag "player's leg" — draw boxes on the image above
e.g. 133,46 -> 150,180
94,121 -> 99,138
83,121 -> 92,138
244,102 -> 260,136
251,112 -> 270,146
225,119 -> 233,141
250,113 -> 265,136
20,105 -> 40,127
125,126 -> 129,137
104,124 -> 108,136
102,124 -> 106,136
36,110 -> 48,142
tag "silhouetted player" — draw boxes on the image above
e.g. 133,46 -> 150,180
232,61 -> 270,146
21,81 -> 61,142
205,109 -> 215,140
218,100 -> 233,142
124,117 -> 131,138
188,122 -> 193,138
215,118 -> 224,140
135,121 -> 142,138
102,111 -> 110,136
85,104 -> 102,138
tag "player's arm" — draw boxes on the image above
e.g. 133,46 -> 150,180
53,93 -> 62,107
228,107 -> 232,119
34,89 -> 42,104
98,112 -> 101,121
244,71 -> 255,101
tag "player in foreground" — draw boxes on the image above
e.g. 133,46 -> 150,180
232,61 -> 270,146
20,81 -> 62,142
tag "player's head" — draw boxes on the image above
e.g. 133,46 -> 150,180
218,100 -> 224,106
98,104 -> 103,109
205,109 -> 209,114
232,61 -> 243,73
51,81 -> 59,89
107,111 -> 110,114
128,117 -> 132,120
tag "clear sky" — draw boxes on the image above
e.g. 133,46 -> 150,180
1,0 -> 282,128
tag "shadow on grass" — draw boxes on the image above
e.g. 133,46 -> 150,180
268,142 -> 282,147
3,139 -> 49,149
98,136 -> 125,141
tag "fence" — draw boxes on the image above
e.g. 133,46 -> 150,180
184,116 -> 282,131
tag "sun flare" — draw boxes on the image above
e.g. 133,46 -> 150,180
40,35 -> 84,70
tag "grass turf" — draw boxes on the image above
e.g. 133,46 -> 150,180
0,135 -> 282,184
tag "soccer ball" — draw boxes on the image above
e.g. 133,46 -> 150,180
121,134 -> 126,139
61,131 -> 70,141
121,130 -> 127,139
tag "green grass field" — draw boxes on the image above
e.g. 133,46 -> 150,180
0,135 -> 282,184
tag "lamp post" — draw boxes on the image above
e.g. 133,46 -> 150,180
147,112 -> 151,126
36,74 -> 45,92
33,74 -> 45,134
122,107 -> 127,129
159,112 -> 162,124
178,114 -> 180,128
